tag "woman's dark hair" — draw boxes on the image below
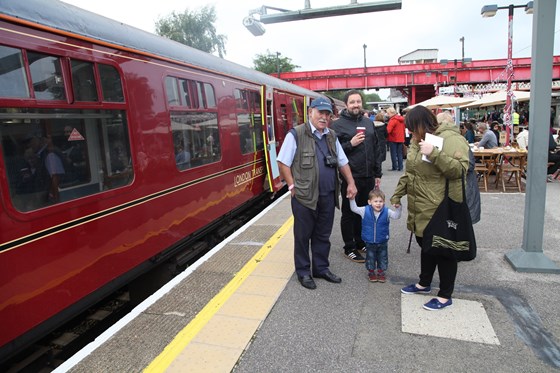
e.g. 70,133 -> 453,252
404,106 -> 438,141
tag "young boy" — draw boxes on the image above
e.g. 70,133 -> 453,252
350,189 -> 401,282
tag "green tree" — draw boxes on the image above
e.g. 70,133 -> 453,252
364,92 -> 382,103
253,50 -> 299,75
322,91 -> 381,105
155,6 -> 226,58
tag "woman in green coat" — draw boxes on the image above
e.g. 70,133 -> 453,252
391,106 -> 469,311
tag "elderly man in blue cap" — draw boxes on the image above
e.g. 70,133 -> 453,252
277,97 -> 357,289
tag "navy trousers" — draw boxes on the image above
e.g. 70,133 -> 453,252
291,193 -> 335,277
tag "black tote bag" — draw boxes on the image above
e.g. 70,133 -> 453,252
422,171 -> 477,262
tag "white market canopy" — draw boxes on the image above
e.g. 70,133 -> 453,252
408,95 -> 477,110
459,90 -> 531,108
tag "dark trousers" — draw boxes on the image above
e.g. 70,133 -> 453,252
291,194 -> 335,277
415,236 -> 458,299
340,177 -> 375,252
548,152 -> 560,174
389,142 -> 404,171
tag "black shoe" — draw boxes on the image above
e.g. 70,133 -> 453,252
344,250 -> 365,263
313,270 -> 342,283
298,275 -> 316,289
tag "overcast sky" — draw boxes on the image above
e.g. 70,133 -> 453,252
61,0 -> 558,74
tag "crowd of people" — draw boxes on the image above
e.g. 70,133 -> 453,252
277,91 -> 477,311
458,112 -> 560,182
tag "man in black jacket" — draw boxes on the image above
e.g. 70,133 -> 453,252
332,90 -> 383,263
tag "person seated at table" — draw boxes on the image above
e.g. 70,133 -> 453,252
547,132 -> 560,181
516,126 -> 529,150
491,121 -> 502,146
464,121 -> 476,144
474,123 -> 498,149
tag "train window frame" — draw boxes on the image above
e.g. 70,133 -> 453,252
165,76 -> 221,171
0,48 -> 132,213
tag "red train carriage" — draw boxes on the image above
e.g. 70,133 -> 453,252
0,0 -> 321,362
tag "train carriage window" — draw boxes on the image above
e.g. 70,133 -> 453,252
165,76 -> 180,106
71,60 -> 98,101
203,83 -> 216,108
98,64 -> 124,102
236,89 -> 264,154
179,79 -> 192,108
171,111 -> 220,169
195,82 -> 204,108
27,52 -> 66,100
0,46 -> 30,98
0,108 -> 132,212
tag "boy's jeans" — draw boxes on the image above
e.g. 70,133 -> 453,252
365,242 -> 388,272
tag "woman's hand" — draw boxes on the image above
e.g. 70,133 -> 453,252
418,139 -> 434,156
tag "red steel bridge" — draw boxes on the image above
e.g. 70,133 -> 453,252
279,56 -> 560,104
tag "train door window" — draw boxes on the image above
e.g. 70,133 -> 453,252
165,76 -> 180,106
0,45 -> 30,98
27,51 -> 66,100
279,104 -> 288,136
266,100 -> 274,143
98,64 -> 124,102
71,60 -> 98,102
291,98 -> 301,125
236,88 -> 264,154
0,108 -> 132,212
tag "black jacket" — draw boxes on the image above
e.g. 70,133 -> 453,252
331,109 -> 382,179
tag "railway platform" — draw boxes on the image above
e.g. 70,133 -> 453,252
58,170 -> 560,372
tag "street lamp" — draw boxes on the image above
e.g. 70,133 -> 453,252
276,51 -> 281,78
363,44 -> 368,89
481,2 -> 534,145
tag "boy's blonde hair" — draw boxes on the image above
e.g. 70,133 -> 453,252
368,189 -> 385,201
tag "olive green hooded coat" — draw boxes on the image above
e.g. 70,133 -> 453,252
390,122 -> 470,237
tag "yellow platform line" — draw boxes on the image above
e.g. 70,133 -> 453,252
144,216 -> 294,373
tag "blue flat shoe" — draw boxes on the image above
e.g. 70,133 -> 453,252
423,297 -> 452,310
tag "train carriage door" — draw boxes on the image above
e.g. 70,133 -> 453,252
262,86 -> 282,192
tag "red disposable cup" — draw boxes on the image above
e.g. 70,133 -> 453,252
357,127 -> 366,135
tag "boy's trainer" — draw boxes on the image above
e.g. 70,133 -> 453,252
377,270 -> 386,283
344,249 -> 365,263
368,270 -> 377,282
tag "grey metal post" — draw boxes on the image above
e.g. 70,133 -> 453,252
505,0 -> 560,273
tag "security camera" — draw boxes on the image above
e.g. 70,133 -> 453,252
243,16 -> 266,36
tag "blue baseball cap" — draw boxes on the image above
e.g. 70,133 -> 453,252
310,97 -> 333,113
